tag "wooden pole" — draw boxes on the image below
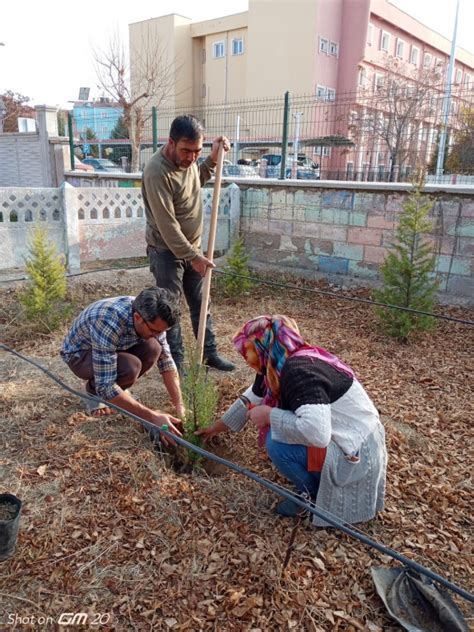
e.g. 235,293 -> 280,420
196,144 -> 225,362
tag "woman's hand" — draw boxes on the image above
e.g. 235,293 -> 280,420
195,419 -> 228,443
247,405 -> 272,429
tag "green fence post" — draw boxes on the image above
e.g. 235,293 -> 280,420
67,112 -> 75,171
152,106 -> 158,153
280,91 -> 290,180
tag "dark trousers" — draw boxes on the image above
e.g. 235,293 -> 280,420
66,338 -> 161,396
148,247 -> 217,367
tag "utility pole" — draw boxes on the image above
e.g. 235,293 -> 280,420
435,0 -> 460,180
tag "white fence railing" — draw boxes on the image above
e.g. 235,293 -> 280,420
0,183 -> 240,271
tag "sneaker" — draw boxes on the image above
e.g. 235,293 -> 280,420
204,354 -> 236,372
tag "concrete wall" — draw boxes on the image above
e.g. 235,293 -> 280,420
1,179 -> 472,302
0,105 -> 69,188
0,133 -> 44,186
237,179 -> 474,299
0,184 -> 240,273
0,187 -> 66,266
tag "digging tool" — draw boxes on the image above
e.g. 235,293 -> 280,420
196,142 -> 225,363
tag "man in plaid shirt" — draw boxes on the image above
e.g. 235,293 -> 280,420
61,287 -> 184,441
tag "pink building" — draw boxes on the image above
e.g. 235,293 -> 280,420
129,0 -> 474,179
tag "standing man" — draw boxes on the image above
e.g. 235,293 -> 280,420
60,287 -> 184,442
142,114 -> 236,373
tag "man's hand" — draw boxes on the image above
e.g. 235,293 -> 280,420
210,136 -> 230,162
191,254 -> 215,277
247,405 -> 272,430
149,412 -> 183,447
175,402 -> 186,421
195,419 -> 228,443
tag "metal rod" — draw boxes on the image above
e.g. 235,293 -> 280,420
280,91 -> 290,180
67,112 -> 75,171
152,106 -> 157,153
435,0 -> 460,179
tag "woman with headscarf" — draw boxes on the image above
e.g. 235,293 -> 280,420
197,315 -> 387,525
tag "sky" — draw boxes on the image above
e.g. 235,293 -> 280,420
0,0 -> 472,108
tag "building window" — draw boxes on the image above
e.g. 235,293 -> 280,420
455,68 -> 462,84
424,52 -> 432,67
380,30 -> 390,52
326,88 -> 336,101
465,74 -> 472,89
213,41 -> 225,58
322,147 -> 331,157
367,23 -> 374,46
315,85 -> 327,100
358,67 -> 367,87
375,73 -> 385,91
396,38 -> 405,59
329,41 -> 339,57
410,46 -> 419,66
319,37 -> 329,54
346,162 -> 354,178
232,37 -> 244,55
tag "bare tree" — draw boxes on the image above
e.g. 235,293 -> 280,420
349,58 -> 446,181
0,90 -> 35,132
446,104 -> 474,174
93,27 -> 174,171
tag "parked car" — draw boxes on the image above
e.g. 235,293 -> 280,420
82,158 -> 123,173
71,157 -> 94,172
261,153 -> 320,179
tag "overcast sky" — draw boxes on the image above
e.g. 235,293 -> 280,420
0,0 -> 471,108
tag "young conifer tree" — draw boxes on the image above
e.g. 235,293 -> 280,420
374,175 -> 438,341
179,346 -> 218,464
222,236 -> 253,297
19,227 -> 69,331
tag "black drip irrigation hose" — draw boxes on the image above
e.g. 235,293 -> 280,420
1,264 -> 472,326
1,342 -> 473,604
214,269 -> 474,326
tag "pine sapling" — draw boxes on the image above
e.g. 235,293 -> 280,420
374,176 -> 438,341
222,236 -> 253,297
19,226 -> 70,332
179,345 -> 218,465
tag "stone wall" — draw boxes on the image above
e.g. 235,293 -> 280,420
1,178 -> 472,301
237,180 -> 474,299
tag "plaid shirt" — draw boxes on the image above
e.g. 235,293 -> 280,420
61,296 -> 175,400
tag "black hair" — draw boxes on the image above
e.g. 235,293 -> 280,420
169,114 -> 204,143
132,287 -> 180,328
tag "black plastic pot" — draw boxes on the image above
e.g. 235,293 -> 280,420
0,493 -> 22,561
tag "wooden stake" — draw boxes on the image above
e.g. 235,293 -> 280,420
196,144 -> 225,363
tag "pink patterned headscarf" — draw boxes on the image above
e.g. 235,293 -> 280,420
232,315 -> 354,409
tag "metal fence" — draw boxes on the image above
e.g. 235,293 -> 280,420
69,84 -> 474,182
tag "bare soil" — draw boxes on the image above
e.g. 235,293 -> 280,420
0,266 -> 472,631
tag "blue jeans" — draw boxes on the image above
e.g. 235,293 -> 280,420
266,433 -> 321,497
148,247 -> 217,367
